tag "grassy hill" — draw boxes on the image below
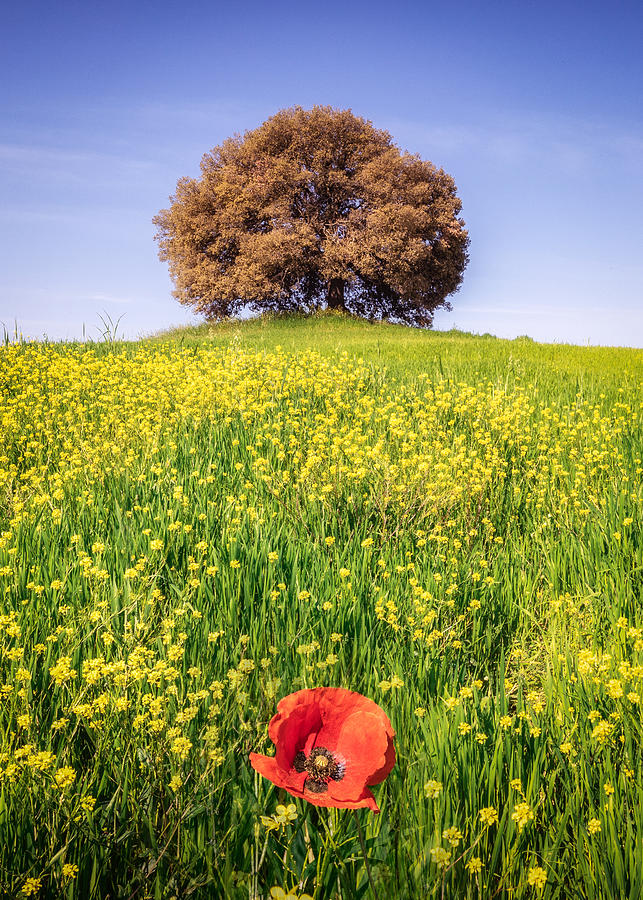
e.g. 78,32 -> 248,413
0,313 -> 641,898
156,311 -> 642,387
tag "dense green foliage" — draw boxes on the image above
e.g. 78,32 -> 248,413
0,313 -> 641,898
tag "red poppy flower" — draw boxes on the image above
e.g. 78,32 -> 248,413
249,687 -> 395,812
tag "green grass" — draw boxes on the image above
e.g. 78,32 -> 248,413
152,311 -> 642,387
0,312 -> 641,899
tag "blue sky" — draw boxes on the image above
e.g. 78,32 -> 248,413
1,0 -> 642,345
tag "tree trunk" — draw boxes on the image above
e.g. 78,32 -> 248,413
326,278 -> 345,310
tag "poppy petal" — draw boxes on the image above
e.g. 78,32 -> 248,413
269,697 -> 323,770
367,733 -> 396,786
249,753 -> 306,793
316,688 -> 394,745
323,784 -> 380,812
316,710 -> 391,799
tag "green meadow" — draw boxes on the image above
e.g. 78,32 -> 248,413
0,312 -> 641,898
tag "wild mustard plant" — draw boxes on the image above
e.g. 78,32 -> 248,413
0,316 -> 641,897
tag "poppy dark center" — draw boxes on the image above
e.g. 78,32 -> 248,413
292,746 -> 345,794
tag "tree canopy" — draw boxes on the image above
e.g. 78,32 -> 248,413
154,106 -> 470,327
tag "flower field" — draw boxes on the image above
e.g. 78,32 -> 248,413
0,315 -> 641,898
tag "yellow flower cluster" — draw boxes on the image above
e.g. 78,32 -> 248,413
0,331 -> 640,896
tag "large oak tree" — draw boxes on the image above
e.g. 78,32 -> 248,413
154,106 -> 470,326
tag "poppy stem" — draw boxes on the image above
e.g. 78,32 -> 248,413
353,811 -> 381,900
303,815 -> 315,865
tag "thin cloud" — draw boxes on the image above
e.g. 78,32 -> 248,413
0,142 -> 163,185
386,112 -> 643,175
